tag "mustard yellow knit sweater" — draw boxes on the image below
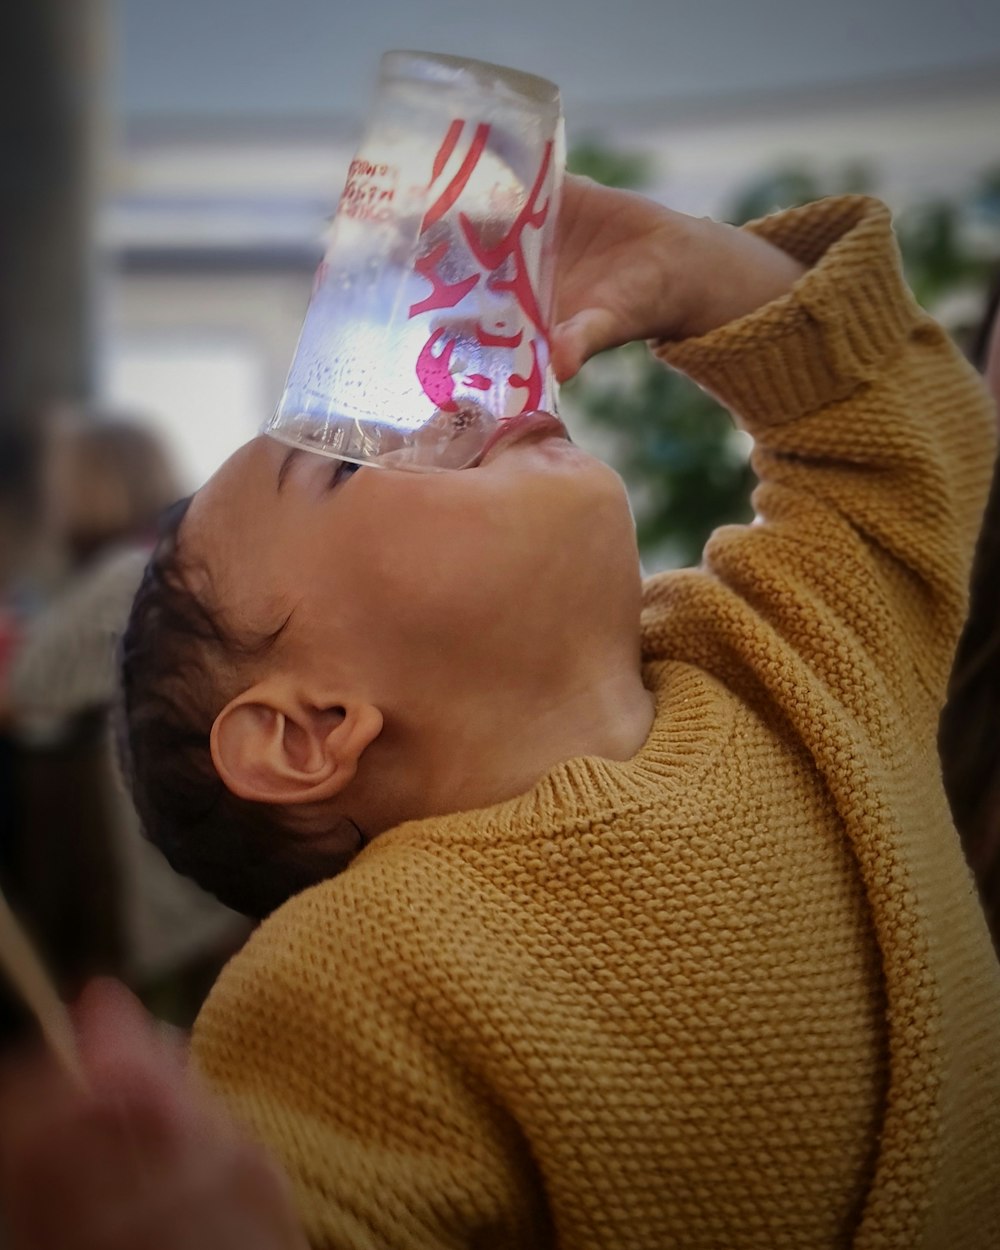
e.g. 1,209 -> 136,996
193,197 -> 1000,1249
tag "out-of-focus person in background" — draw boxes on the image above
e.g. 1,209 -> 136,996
0,411 -> 249,1025
940,278 -> 1000,953
43,411 -> 177,566
4,412 -> 184,745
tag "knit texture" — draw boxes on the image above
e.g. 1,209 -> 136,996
193,196 -> 1000,1249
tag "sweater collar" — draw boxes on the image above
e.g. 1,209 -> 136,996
360,660 -> 733,855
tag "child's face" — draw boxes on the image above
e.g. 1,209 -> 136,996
179,422 -> 640,699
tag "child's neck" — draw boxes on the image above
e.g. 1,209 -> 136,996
351,636 -> 655,831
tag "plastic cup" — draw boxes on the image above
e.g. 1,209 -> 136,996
262,50 -> 565,471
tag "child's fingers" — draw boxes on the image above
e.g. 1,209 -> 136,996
0,1042 -> 79,1177
551,308 -> 617,381
0,1045 -> 141,1244
73,977 -> 189,1088
69,977 -> 222,1186
0,982 -> 194,1193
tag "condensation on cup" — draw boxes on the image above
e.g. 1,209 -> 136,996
263,51 -> 565,471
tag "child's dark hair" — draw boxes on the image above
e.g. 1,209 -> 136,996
117,497 -> 365,919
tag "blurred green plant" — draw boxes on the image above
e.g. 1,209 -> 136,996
565,138 -> 655,191
725,162 -> 876,224
562,340 -> 755,569
564,143 -> 1000,569
730,162 -> 1000,314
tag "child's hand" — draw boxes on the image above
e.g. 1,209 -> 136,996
551,175 -> 806,381
0,979 -> 308,1250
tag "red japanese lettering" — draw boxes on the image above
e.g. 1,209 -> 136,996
421,122 -> 491,233
431,119 -> 464,182
459,141 -> 554,341
414,327 -> 461,412
409,240 -> 480,318
508,340 -> 544,414
409,123 -> 553,416
475,321 -> 524,349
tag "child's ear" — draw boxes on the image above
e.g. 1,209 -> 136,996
209,680 -> 383,807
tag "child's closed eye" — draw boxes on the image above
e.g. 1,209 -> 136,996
328,461 -> 362,490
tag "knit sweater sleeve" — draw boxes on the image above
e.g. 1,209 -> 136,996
644,195 -> 996,729
192,873 -> 550,1250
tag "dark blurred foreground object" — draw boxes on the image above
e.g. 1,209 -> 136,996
0,980 -> 311,1250
940,277 -> 1000,954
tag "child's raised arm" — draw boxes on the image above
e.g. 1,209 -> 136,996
642,196 -> 995,729
552,180 -> 995,726
566,190 -> 1000,1243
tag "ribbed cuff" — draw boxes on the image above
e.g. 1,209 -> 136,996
653,196 -> 923,430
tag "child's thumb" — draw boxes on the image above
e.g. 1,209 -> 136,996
551,309 -> 618,381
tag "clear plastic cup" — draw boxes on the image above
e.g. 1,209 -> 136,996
262,51 -> 565,471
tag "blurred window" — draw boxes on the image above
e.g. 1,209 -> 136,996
104,337 -> 264,490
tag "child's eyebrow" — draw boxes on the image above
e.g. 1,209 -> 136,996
276,448 -> 304,493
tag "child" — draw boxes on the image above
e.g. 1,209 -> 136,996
3,176 -> 1000,1249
